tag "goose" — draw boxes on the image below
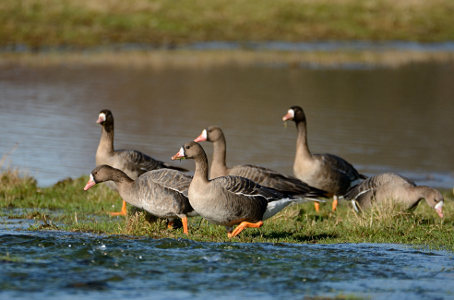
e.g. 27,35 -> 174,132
171,141 -> 317,238
282,105 -> 367,211
84,165 -> 195,234
344,173 -> 444,218
194,126 -> 328,200
96,109 -> 187,216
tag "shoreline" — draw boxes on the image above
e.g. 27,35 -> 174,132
2,47 -> 454,69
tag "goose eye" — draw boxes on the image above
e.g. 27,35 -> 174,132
185,145 -> 190,150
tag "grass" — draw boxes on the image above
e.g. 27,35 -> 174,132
1,169 -> 453,250
1,0 -> 454,50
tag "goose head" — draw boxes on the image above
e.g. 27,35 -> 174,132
97,109 -> 114,126
194,126 -> 224,143
282,105 -> 306,123
422,187 -> 444,218
171,141 -> 204,161
84,165 -> 121,190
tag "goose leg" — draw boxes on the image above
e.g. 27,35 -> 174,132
180,216 -> 189,235
313,202 -> 320,213
332,195 -> 338,212
110,200 -> 127,216
227,221 -> 263,238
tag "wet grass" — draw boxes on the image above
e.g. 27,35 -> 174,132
1,169 -> 453,251
2,0 -> 454,50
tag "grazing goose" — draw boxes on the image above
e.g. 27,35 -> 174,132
194,126 -> 328,200
96,109 -> 187,216
344,173 -> 444,218
84,165 -> 195,234
282,105 -> 367,211
171,141 -> 315,238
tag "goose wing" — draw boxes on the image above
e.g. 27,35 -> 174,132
345,173 -> 414,201
147,169 -> 192,196
116,149 -> 187,174
211,175 -> 287,202
318,153 -> 366,181
230,164 -> 328,198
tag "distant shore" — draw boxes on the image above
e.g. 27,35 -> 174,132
2,47 -> 454,69
2,0 -> 454,49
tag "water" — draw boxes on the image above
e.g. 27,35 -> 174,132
1,60 -> 453,188
1,218 -> 453,300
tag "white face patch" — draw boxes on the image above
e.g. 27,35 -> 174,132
97,113 -> 106,123
202,129 -> 207,140
89,174 -> 95,183
287,109 -> 294,119
435,201 -> 444,210
178,147 -> 185,158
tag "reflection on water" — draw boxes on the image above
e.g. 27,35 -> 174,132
0,61 -> 453,187
1,222 -> 453,299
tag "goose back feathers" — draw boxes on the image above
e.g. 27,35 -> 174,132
194,126 -> 328,199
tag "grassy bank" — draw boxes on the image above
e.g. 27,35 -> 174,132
3,50 -> 454,69
2,0 -> 454,50
1,170 -> 453,250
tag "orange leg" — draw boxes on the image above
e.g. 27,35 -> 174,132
227,221 -> 263,238
110,200 -> 127,216
167,220 -> 175,229
332,195 -> 338,212
314,202 -> 320,213
181,216 -> 188,235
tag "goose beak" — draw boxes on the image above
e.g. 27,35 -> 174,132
194,129 -> 207,142
96,113 -> 106,124
84,174 -> 96,191
435,201 -> 444,218
282,109 -> 294,121
171,147 -> 186,160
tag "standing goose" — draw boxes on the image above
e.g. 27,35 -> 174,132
344,173 -> 444,218
282,105 -> 367,211
171,141 -> 315,238
96,109 -> 187,216
84,165 -> 195,234
194,126 -> 328,200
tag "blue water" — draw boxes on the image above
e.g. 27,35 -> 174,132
1,219 -> 453,300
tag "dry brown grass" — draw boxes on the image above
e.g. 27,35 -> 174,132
1,50 -> 454,70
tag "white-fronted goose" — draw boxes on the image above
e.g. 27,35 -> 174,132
282,105 -> 367,211
171,141 -> 314,238
344,173 -> 444,218
194,126 -> 328,200
96,109 -> 187,216
84,165 -> 195,234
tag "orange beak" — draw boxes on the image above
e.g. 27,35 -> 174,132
84,175 -> 96,190
282,111 -> 293,121
194,129 -> 207,143
171,147 -> 185,160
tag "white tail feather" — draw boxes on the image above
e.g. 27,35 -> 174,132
263,198 -> 295,220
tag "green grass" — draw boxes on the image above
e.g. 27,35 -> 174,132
1,0 -> 454,50
1,169 -> 453,250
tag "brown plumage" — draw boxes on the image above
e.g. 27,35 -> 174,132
282,105 -> 366,196
171,142 -> 312,238
84,165 -> 195,234
95,109 -> 187,215
194,126 -> 328,199
344,173 -> 444,218
96,109 -> 187,178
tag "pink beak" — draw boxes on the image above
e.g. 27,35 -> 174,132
171,147 -> 185,160
84,176 -> 96,191
282,112 -> 293,121
96,116 -> 104,124
194,129 -> 207,143
436,208 -> 444,218
194,134 -> 206,143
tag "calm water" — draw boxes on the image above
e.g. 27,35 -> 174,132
1,217 -> 453,300
1,61 -> 453,188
